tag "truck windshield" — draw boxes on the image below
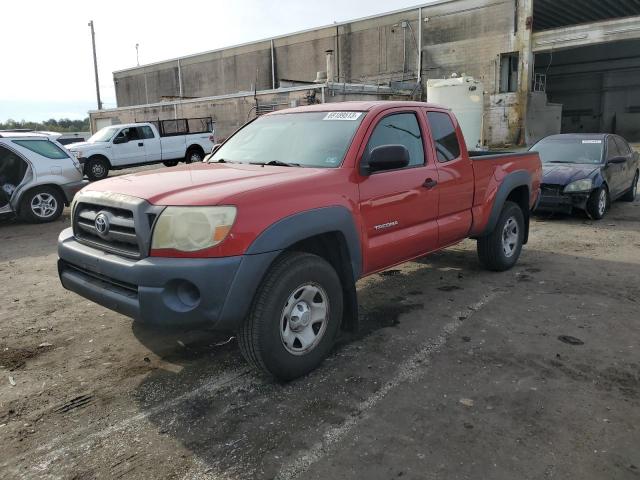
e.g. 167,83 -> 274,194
530,137 -> 604,165
209,111 -> 365,168
87,127 -> 119,143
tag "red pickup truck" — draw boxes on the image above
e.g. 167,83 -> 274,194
58,101 -> 541,379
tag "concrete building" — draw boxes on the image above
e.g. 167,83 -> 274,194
90,0 -> 640,145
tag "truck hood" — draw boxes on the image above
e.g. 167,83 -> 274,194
541,163 -> 599,186
66,141 -> 101,151
81,162 -> 333,205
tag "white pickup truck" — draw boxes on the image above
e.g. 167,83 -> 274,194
67,118 -> 215,181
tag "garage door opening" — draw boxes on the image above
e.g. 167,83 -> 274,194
533,0 -> 640,31
534,38 -> 640,142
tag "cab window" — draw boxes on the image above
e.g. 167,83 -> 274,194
427,112 -> 461,162
365,113 -> 425,168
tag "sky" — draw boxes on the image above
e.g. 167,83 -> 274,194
0,0 -> 431,122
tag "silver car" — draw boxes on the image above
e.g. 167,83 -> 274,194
0,132 -> 87,223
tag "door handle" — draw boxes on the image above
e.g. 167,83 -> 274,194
423,178 -> 438,189
138,142 -> 144,147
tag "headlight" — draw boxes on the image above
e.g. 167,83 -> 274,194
151,206 -> 237,252
72,150 -> 83,159
564,178 -> 592,193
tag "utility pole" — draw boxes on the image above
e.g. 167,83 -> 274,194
136,43 -> 140,66
88,20 -> 102,110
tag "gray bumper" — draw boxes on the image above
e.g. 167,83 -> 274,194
61,180 -> 89,204
57,228 -> 279,329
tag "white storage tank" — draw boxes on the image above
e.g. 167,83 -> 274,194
426,75 -> 484,150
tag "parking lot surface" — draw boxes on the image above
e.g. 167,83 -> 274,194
1,174 -> 639,479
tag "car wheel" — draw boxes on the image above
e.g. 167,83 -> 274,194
621,171 -> 638,202
85,157 -> 109,181
163,160 -> 179,167
185,148 -> 203,164
19,186 -> 64,223
237,251 -> 343,381
477,201 -> 525,272
586,186 -> 608,219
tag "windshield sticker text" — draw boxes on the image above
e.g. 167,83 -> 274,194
323,112 -> 363,121
582,140 -> 602,144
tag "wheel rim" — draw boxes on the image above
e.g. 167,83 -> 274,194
91,162 -> 106,177
633,174 -> 638,198
501,217 -> 519,258
280,283 -> 329,356
189,152 -> 202,162
598,189 -> 607,215
30,193 -> 58,218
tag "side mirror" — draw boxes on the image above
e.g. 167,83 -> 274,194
362,145 -> 410,175
113,136 -> 128,145
210,143 -> 222,155
608,156 -> 627,164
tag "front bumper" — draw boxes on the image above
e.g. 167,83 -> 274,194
58,227 -> 244,328
534,185 -> 590,214
61,180 -> 89,204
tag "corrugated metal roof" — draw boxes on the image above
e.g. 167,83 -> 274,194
534,0 -> 640,31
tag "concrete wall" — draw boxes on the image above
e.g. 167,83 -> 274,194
110,0 -> 533,146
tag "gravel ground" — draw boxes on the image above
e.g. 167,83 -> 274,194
1,170 -> 639,479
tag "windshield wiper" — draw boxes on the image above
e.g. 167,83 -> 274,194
547,160 -> 570,163
250,160 -> 301,167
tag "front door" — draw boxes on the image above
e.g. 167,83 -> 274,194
0,144 -> 28,211
605,136 -> 624,197
357,110 -> 440,274
111,127 -> 145,166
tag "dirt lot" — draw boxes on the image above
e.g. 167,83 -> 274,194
1,178 -> 639,479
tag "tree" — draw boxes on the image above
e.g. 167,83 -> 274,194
0,118 -> 90,133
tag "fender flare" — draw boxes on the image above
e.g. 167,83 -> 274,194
481,170 -> 531,237
216,206 -> 362,331
246,205 -> 362,279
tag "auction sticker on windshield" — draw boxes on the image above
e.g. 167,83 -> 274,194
323,112 -> 363,121
582,140 -> 602,144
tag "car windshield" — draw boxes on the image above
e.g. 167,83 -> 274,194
209,111 -> 365,168
530,137 -> 604,164
87,127 -> 119,143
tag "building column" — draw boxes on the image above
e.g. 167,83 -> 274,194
516,0 -> 534,145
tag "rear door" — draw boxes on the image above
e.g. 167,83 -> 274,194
605,136 -> 624,197
613,136 -> 635,193
357,109 -> 440,274
425,110 -> 474,247
0,144 -> 29,211
139,126 -> 161,162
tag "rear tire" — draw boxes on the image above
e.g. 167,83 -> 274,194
477,201 -> 524,272
19,186 -> 64,223
85,156 -> 109,181
621,171 -> 638,202
586,186 -> 608,219
185,147 -> 203,164
163,160 -> 179,167
237,252 -> 343,381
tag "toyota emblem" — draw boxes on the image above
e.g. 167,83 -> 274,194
95,212 -> 110,235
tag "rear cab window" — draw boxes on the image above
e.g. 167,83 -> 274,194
365,112 -> 425,168
426,111 -> 461,162
12,139 -> 70,159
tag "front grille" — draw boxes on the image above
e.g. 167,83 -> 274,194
74,202 -> 141,258
541,184 -> 563,196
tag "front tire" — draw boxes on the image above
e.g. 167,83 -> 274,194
477,201 -> 525,272
621,171 -> 638,202
163,160 -> 179,167
237,252 -> 343,381
85,156 -> 109,181
586,186 -> 608,219
19,186 -> 64,223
